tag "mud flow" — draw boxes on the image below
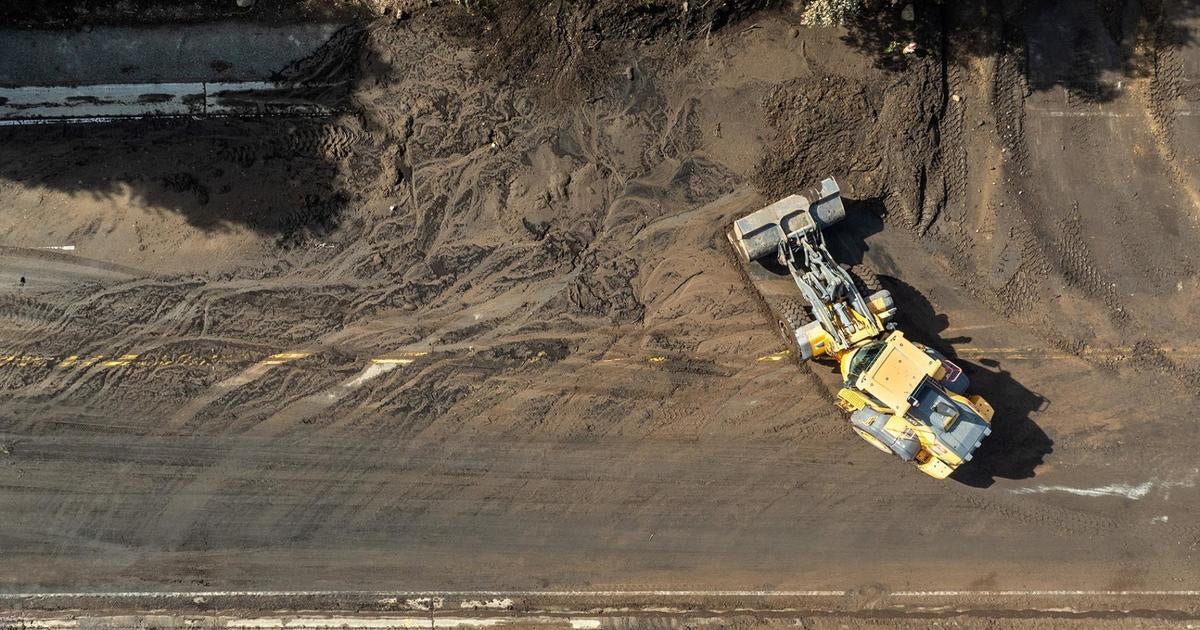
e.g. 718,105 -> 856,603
0,0 -> 1199,619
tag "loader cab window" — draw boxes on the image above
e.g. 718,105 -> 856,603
846,341 -> 886,385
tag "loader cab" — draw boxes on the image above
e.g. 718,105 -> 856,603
845,331 -> 945,417
842,340 -> 886,387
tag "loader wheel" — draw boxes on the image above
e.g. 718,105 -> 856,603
770,297 -> 811,347
850,264 -> 883,295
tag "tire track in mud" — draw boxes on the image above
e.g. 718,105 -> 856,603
1137,35 -> 1200,220
906,19 -> 1200,402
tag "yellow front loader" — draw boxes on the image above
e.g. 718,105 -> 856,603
728,178 -> 992,478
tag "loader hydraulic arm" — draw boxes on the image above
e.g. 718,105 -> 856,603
730,178 -> 896,360
776,214 -> 885,355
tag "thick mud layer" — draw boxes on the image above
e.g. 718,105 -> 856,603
0,0 -> 1199,612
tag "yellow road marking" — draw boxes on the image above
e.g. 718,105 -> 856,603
2,342 -> 1200,378
757,350 -> 791,362
372,351 -> 429,365
262,352 -> 310,365
99,353 -> 139,367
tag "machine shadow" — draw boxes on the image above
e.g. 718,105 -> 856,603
825,197 -> 886,265
878,274 -> 1053,488
791,197 -> 1052,486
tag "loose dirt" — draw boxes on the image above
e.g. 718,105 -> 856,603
1,0 -> 1199,622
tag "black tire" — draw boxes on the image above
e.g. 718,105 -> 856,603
770,296 -> 811,348
850,264 -> 883,296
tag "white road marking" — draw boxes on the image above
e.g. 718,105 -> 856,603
2,619 -> 602,630
460,598 -> 514,609
0,590 -> 845,599
225,619 -> 508,629
3,589 -> 1200,599
0,81 -> 334,125
1029,109 -> 1196,118
345,362 -> 399,388
1010,469 -> 1199,500
890,590 -> 1200,597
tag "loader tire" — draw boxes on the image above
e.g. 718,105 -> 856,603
770,296 -> 811,349
850,264 -> 883,296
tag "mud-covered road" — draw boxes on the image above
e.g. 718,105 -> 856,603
1,0 -> 1200,621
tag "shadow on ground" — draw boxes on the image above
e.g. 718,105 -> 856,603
0,116 -> 362,243
878,274 -> 1053,488
842,0 -> 1200,104
761,196 -> 1051,486
0,26 -> 368,244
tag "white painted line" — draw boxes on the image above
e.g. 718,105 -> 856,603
1010,469 -> 1199,500
34,245 -> 75,251
0,83 -> 204,120
344,362 -> 399,388
890,590 -> 1200,597
0,590 -> 845,599
0,619 -> 603,630
205,81 -> 331,116
460,598 -> 514,610
0,81 -> 336,125
1030,109 -> 1196,118
226,619 -> 498,629
3,589 -> 1200,599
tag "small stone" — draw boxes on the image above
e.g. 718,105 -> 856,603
790,28 -> 800,38
901,4 -> 915,21
236,0 -> 255,7
951,94 -> 961,103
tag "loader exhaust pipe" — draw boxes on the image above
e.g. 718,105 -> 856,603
731,177 -> 844,261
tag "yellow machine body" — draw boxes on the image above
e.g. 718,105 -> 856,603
834,332 -> 993,479
729,177 -> 993,479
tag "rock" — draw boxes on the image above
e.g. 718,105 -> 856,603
236,0 -> 255,7
901,4 -> 915,21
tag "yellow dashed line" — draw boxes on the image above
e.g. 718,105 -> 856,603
6,342 -> 1197,378
99,353 -> 139,367
262,352 -> 310,365
372,351 -> 429,365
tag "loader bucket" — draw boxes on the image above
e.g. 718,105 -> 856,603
730,178 -> 844,261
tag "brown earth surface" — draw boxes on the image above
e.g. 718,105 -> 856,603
2,0 -> 1200,623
